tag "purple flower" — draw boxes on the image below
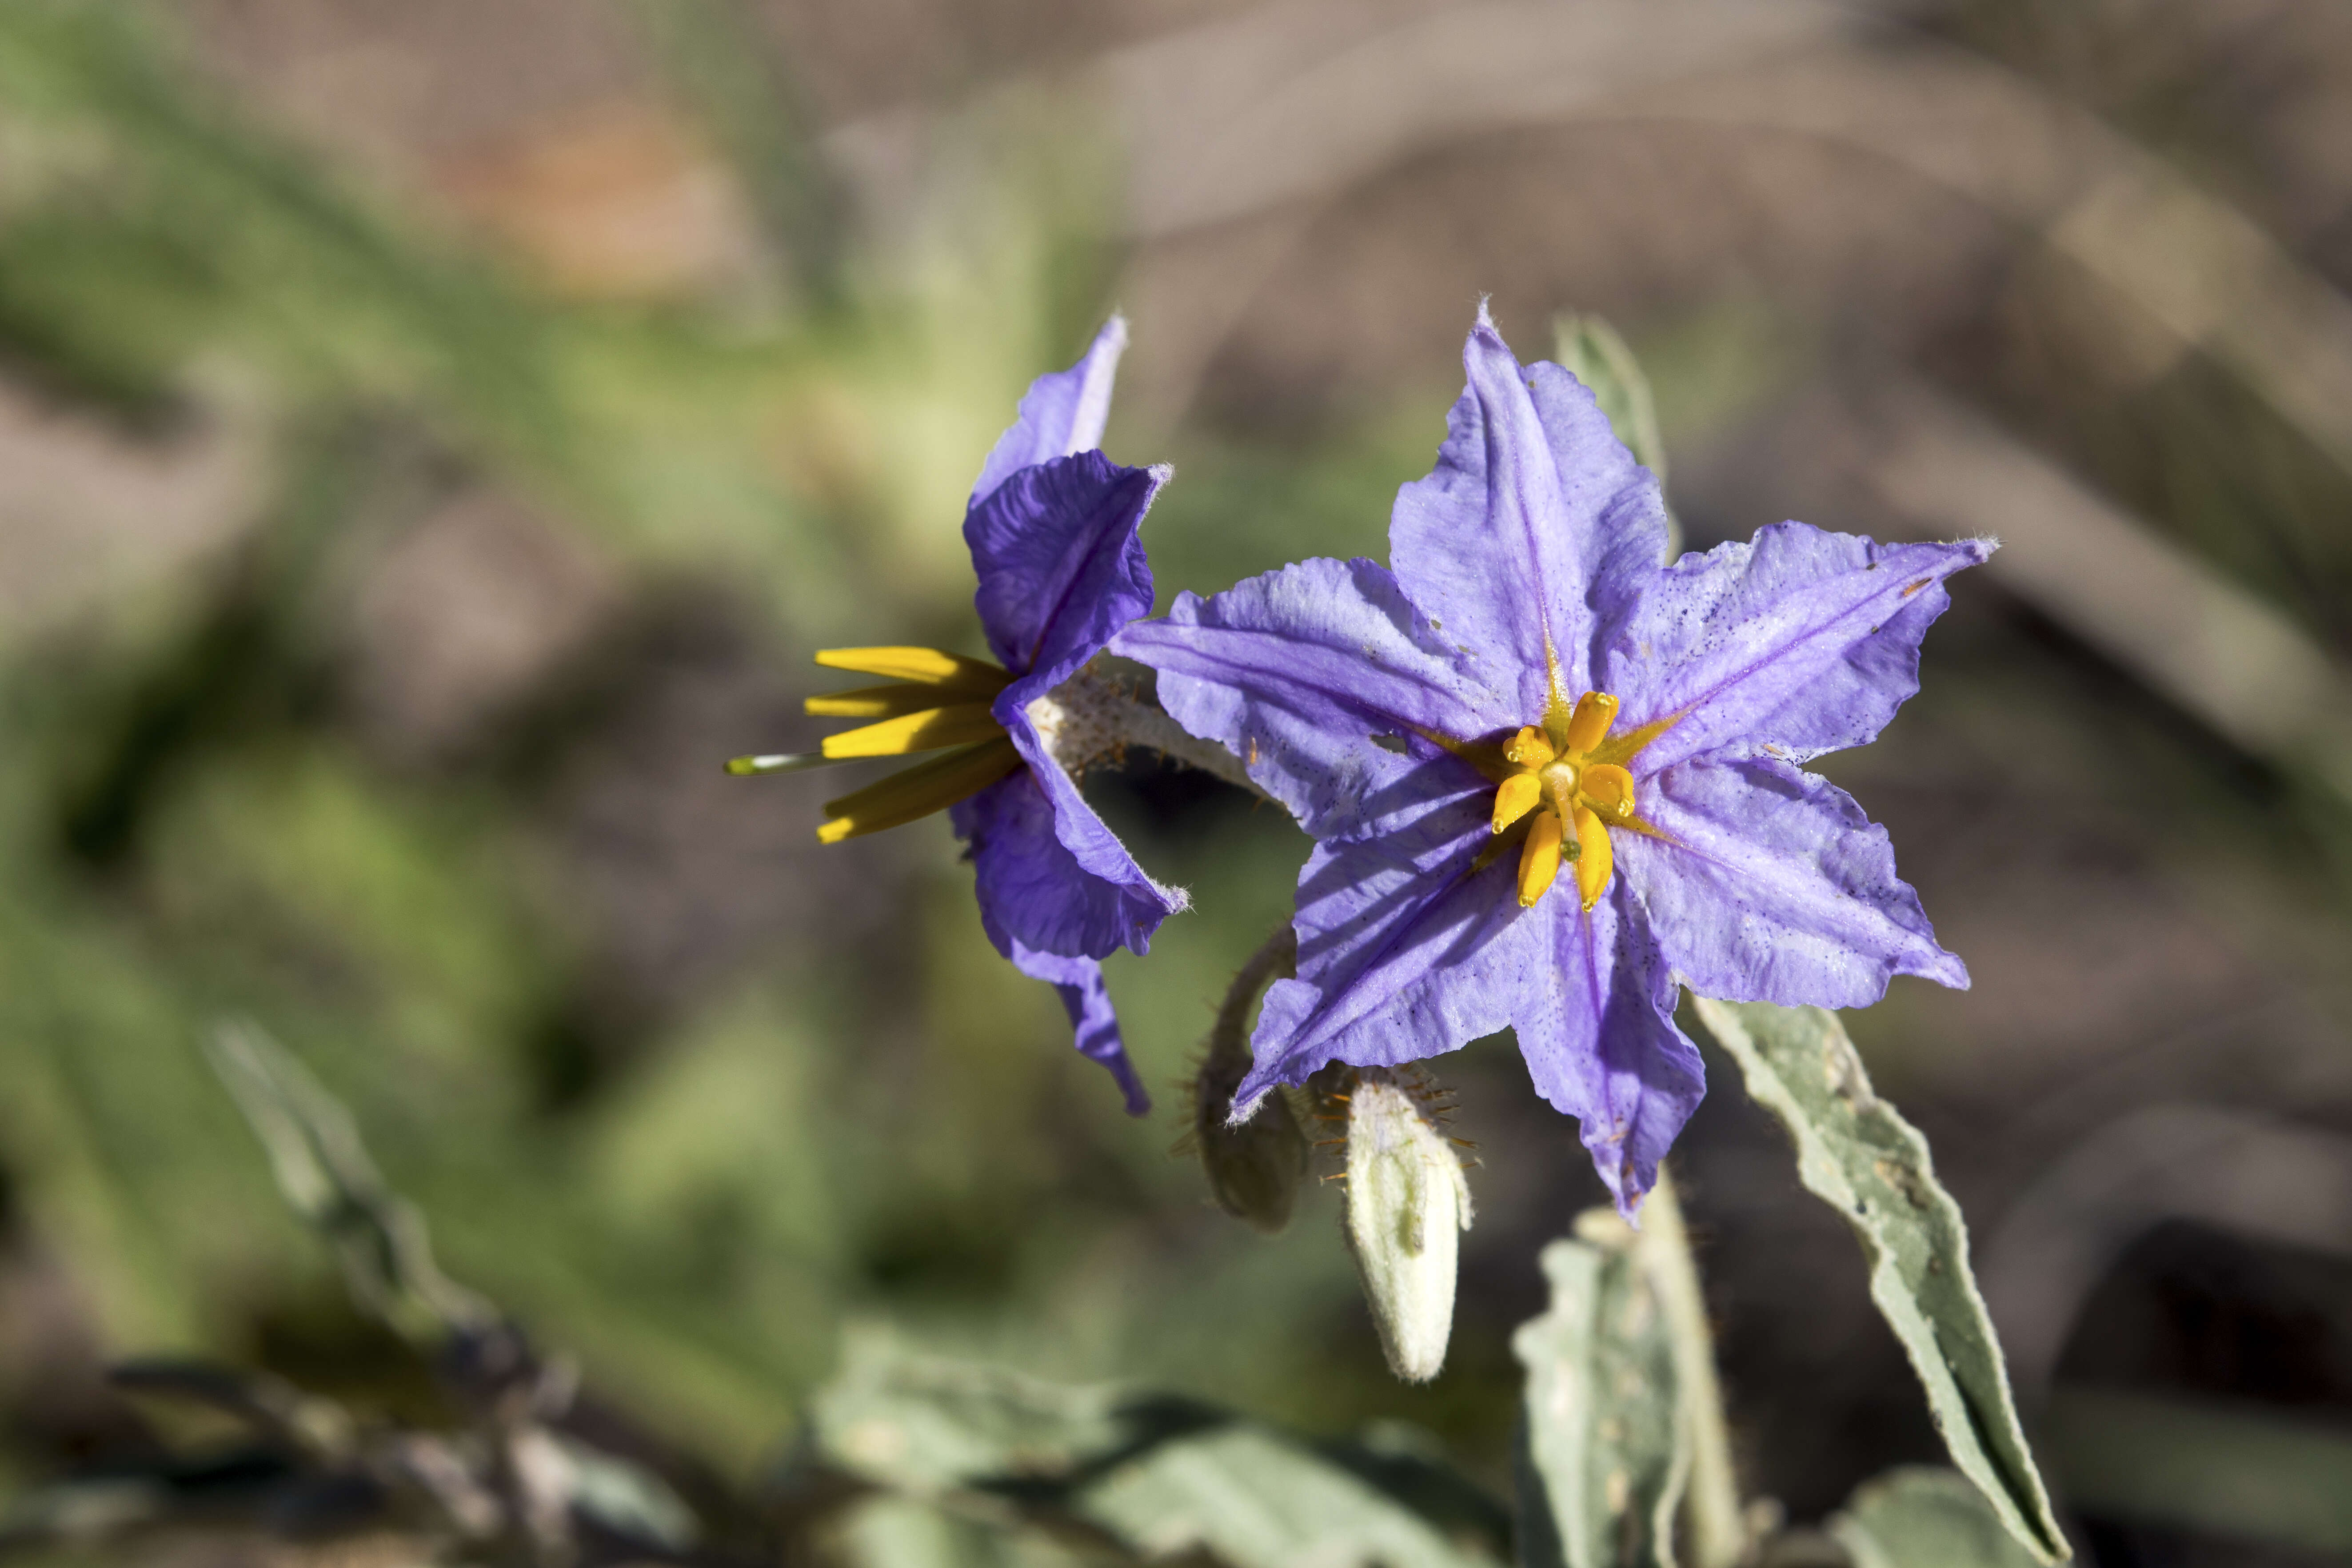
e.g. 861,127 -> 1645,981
771,319 -> 1184,1112
1113,308 -> 1981,1210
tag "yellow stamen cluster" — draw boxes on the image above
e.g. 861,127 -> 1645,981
803,647 -> 1020,842
1491,690 -> 1641,911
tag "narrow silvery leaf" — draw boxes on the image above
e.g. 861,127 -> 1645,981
1552,315 -> 1667,482
1082,1424 -> 1499,1568
809,1337 -> 1504,1568
205,1020 -> 489,1341
830,1495 -> 1007,1568
1343,1070 -> 1474,1382
1551,313 -> 1679,567
1689,1000 -> 2069,1564
813,1332 -> 1126,1496
1513,1216 -> 1688,1568
1831,1468 -> 2049,1568
550,1433 -> 701,1551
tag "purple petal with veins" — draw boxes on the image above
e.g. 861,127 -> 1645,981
1120,309 -> 1980,1214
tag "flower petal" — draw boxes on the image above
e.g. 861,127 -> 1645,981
1390,308 -> 1668,711
1617,754 -> 1967,1008
970,316 -> 1128,507
950,761 -> 1180,964
973,895 -> 1148,1114
1603,523 -> 1992,773
996,930 -> 1150,1115
968,451 -> 1166,686
1112,556 -> 1501,839
1234,790 -> 1526,1115
1513,882 -> 1705,1219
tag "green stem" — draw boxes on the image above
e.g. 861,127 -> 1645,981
1642,1168 -> 1745,1568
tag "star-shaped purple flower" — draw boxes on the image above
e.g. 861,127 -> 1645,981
1114,308 -> 1982,1209
774,319 -> 1185,1112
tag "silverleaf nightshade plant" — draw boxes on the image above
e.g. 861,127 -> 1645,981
731,318 -> 1187,1112
1115,306 -> 1985,1215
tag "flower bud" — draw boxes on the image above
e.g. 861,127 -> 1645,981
1342,1068 -> 1474,1382
1195,1049 -> 1309,1234
1192,929 -> 1308,1233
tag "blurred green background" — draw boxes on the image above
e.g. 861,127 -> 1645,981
6,2 -> 2352,1563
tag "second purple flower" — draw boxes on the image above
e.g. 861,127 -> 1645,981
757,318 -> 1186,1112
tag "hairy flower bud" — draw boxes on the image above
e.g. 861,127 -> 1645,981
1193,928 -> 1308,1233
1196,1049 -> 1309,1235
1341,1068 -> 1474,1382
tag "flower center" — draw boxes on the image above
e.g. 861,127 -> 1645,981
803,646 -> 1020,842
1490,690 -> 1639,911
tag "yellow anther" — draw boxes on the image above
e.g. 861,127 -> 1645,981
1503,725 -> 1556,769
819,738 -> 1023,843
1564,691 -> 1618,755
1573,806 -> 1612,910
807,683 -> 966,720
815,646 -> 1010,693
1579,762 -> 1636,822
1517,810 -> 1565,908
1492,771 -> 1542,835
821,702 -> 1004,759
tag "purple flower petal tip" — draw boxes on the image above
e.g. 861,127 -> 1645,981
971,316 -> 1128,508
909,319 -> 1181,1099
969,451 -> 1166,692
999,930 -> 1151,1115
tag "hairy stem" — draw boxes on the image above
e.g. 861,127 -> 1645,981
1106,686 -> 1265,797
1643,1168 -> 1745,1567
1212,923 -> 1299,1056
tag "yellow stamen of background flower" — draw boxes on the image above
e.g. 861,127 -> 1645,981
818,738 -> 1023,843
821,703 -> 1005,758
1517,810 -> 1565,908
752,646 -> 1026,843
805,683 -> 963,720
814,646 -> 1011,693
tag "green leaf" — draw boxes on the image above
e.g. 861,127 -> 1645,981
1831,1468 -> 2048,1568
814,1333 -> 1130,1497
812,1336 -> 1502,1568
1082,1422 -> 1494,1568
204,1020 -> 489,1343
830,1494 -> 1085,1568
1553,315 -> 1678,562
1552,316 -> 1667,482
551,1432 -> 703,1552
1689,1000 -> 2068,1564
1512,1215 -> 1688,1568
